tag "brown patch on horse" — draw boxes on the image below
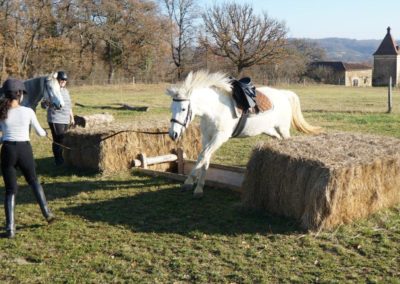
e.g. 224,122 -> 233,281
255,89 -> 273,112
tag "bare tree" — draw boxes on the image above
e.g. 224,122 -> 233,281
202,2 -> 287,76
161,0 -> 198,79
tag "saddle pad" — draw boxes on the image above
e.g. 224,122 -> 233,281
255,90 -> 273,112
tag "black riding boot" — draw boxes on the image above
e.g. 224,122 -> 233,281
31,182 -> 55,223
52,143 -> 64,165
4,193 -> 16,238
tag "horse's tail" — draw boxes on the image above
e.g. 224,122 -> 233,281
288,92 -> 322,134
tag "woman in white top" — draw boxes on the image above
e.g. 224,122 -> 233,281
0,78 -> 55,239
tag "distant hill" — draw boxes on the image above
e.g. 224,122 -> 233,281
304,38 -> 400,63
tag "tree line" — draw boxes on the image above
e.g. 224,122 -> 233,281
0,0 -> 325,84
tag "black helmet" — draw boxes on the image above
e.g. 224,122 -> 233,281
57,71 -> 68,81
2,78 -> 26,94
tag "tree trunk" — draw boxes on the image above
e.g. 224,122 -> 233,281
108,64 -> 114,84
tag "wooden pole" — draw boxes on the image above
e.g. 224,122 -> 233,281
388,76 -> 392,113
133,153 -> 178,168
176,148 -> 185,174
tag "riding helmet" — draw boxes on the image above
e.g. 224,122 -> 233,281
57,71 -> 68,81
2,78 -> 26,94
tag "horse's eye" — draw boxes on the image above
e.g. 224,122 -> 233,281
182,108 -> 186,111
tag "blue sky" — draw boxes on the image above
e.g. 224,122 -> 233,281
199,0 -> 400,40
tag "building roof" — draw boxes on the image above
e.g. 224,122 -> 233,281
373,27 -> 399,55
311,61 -> 372,71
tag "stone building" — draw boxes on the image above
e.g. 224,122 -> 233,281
310,61 -> 372,86
372,27 -> 400,86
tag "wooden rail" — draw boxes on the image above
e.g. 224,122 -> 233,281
132,150 -> 244,192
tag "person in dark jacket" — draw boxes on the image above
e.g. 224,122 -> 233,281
0,78 -> 55,238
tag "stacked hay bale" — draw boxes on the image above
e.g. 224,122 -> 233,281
64,120 -> 201,173
242,132 -> 400,231
73,113 -> 114,128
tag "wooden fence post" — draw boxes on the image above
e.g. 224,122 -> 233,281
387,76 -> 392,113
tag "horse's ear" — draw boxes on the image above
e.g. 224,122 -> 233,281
52,72 -> 58,79
166,87 -> 177,97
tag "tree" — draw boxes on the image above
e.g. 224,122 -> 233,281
87,0 -> 163,83
201,2 -> 287,76
161,0 -> 199,80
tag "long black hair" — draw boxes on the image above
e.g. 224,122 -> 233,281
0,91 -> 22,120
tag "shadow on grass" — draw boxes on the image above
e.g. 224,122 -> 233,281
62,183 -> 301,236
0,168 -> 302,236
1,175 -> 163,205
35,157 -> 98,178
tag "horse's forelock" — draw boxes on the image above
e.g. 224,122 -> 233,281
166,86 -> 186,100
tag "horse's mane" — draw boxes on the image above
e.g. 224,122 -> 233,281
171,70 -> 232,99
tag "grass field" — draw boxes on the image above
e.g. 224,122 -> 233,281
0,83 -> 399,283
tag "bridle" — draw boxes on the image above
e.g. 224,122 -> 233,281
170,98 -> 192,128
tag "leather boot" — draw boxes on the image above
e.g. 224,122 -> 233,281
31,182 -> 55,223
52,143 -> 64,165
4,193 -> 16,238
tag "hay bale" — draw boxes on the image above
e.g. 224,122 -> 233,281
242,132 -> 400,231
74,113 -> 114,128
63,120 -> 201,173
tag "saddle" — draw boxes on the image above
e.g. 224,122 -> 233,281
230,77 -> 274,137
230,77 -> 273,117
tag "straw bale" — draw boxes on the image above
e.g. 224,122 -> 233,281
242,132 -> 400,231
74,113 -> 114,128
63,120 -> 201,173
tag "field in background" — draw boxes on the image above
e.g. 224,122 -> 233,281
0,84 -> 399,283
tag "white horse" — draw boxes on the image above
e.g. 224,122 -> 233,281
0,72 -> 64,111
23,72 -> 64,110
167,70 -> 321,198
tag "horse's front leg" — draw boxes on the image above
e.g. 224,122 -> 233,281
181,163 -> 201,191
181,145 -> 209,191
192,133 -> 230,198
192,160 -> 210,198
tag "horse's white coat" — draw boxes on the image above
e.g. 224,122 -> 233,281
167,70 -> 320,197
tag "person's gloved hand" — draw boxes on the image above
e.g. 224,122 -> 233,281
40,100 -> 50,109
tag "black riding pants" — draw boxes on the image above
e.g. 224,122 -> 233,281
48,122 -> 69,164
1,141 -> 37,195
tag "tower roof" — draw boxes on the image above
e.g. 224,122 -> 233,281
373,27 -> 399,55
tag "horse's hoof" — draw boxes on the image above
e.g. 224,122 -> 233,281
181,184 -> 193,191
193,192 -> 203,199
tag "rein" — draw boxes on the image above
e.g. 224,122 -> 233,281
170,98 -> 192,128
45,128 -> 169,151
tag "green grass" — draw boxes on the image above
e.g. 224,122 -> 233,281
0,84 -> 399,283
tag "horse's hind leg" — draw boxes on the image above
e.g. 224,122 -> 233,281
276,126 -> 291,139
264,127 -> 282,139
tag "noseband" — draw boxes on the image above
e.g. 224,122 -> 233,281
170,98 -> 192,128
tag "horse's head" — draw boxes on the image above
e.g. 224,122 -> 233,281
44,72 -> 64,109
166,86 -> 194,141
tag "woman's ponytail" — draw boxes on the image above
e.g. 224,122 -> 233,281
0,91 -> 22,120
